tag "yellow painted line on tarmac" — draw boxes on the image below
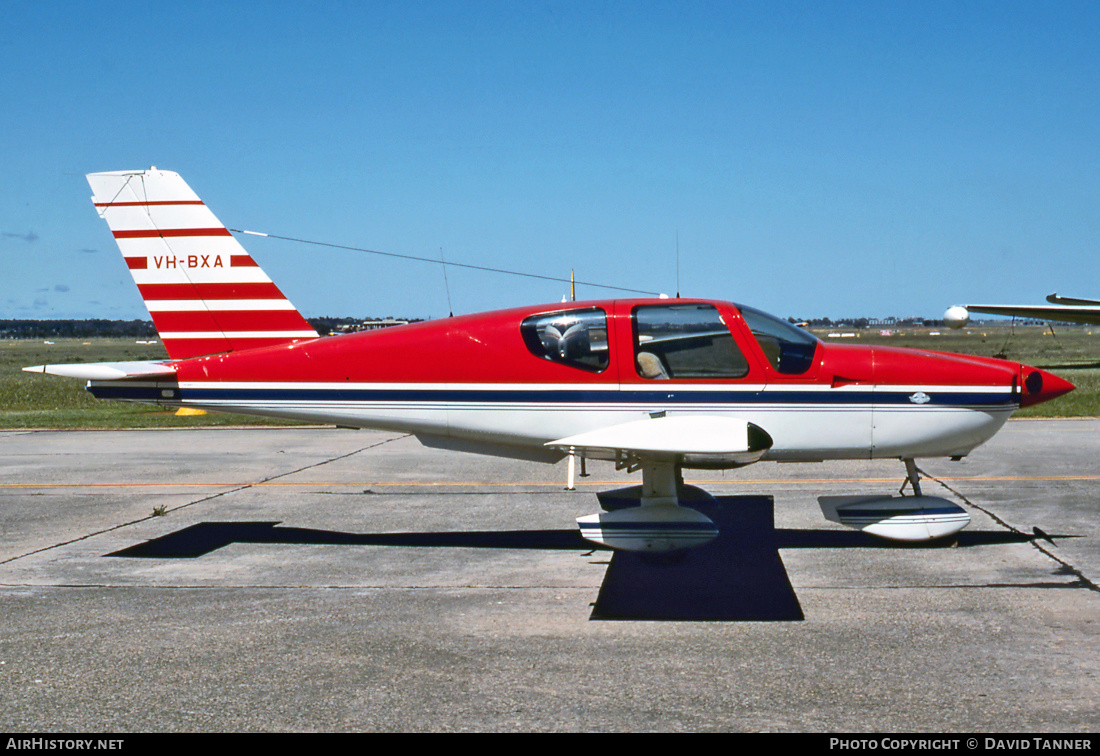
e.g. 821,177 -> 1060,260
3,474 -> 1099,489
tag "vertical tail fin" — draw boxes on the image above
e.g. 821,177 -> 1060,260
87,168 -> 318,360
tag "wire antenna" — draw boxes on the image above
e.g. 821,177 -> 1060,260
440,247 -> 454,317
231,229 -> 659,297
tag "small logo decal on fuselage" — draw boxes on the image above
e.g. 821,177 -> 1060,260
909,392 -> 931,404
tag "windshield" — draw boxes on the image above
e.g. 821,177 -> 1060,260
737,305 -> 819,375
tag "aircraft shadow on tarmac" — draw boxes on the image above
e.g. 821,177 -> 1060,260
108,495 -> 1035,622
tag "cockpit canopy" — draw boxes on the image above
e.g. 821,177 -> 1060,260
519,300 -> 819,377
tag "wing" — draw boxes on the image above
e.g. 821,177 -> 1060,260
1045,292 -> 1100,307
953,292 -> 1100,326
963,303 -> 1100,326
545,414 -> 773,468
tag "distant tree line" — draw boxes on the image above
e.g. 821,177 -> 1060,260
794,317 -> 944,328
0,317 -> 424,339
0,319 -> 159,339
3,314 -> 1049,340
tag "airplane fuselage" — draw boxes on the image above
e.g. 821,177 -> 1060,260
89,297 -> 1059,466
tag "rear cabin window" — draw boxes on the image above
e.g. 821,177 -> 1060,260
632,303 -> 749,379
520,308 -> 610,372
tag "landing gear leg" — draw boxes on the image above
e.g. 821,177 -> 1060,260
577,459 -> 719,552
900,458 -> 923,497
638,460 -> 680,508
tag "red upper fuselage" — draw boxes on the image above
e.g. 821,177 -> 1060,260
83,297 -> 1073,464
171,297 -> 1071,410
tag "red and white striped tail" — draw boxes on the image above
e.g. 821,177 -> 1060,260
87,168 -> 318,360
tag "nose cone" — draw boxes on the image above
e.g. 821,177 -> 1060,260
1019,366 -> 1075,408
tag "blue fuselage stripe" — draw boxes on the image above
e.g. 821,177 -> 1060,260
88,384 -> 1018,408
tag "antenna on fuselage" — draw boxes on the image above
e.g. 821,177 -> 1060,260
676,230 -> 681,298
440,247 -> 454,317
570,269 -> 575,301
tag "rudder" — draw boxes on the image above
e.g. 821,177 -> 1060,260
87,167 -> 317,359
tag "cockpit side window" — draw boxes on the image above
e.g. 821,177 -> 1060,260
738,305 -> 819,375
520,308 -> 610,372
632,303 -> 749,379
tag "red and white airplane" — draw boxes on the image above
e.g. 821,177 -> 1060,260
27,168 -> 1075,552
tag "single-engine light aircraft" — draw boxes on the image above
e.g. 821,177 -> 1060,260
26,169 -> 1075,552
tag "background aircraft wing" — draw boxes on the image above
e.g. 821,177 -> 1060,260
963,303 -> 1100,325
946,293 -> 1100,327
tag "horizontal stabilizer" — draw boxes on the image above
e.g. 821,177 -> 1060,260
22,361 -> 177,381
547,414 -> 772,466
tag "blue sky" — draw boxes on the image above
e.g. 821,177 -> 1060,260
2,1 -> 1098,322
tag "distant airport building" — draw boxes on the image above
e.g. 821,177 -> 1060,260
328,318 -> 413,334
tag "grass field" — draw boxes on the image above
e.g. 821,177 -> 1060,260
1,339 -> 294,428
2,323 -> 1096,428
843,323 -> 1100,418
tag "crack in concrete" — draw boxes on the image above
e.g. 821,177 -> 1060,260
922,466 -> 1100,594
0,433 -> 410,566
